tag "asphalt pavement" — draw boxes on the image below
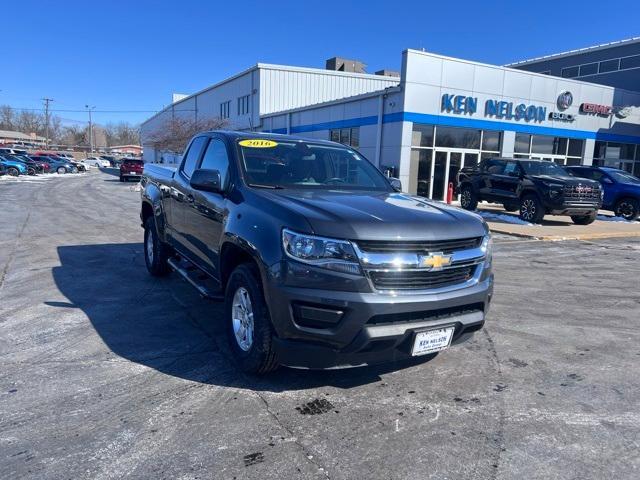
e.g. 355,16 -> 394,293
1,169 -> 639,479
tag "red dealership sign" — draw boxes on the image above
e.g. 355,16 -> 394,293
580,103 -> 613,116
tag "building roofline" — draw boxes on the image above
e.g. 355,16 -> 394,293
504,37 -> 640,67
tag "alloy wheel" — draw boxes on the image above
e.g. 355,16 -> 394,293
232,287 -> 254,352
521,199 -> 536,221
461,189 -> 471,208
146,229 -> 154,264
616,201 -> 634,220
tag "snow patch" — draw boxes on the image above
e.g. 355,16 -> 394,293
596,214 -> 639,223
476,210 -> 536,226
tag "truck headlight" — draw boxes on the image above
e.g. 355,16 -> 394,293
282,229 -> 361,275
481,234 -> 493,268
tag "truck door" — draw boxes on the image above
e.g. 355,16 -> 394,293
181,136 -> 230,277
167,136 -> 208,254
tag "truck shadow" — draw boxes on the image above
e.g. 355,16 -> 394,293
51,243 -> 435,393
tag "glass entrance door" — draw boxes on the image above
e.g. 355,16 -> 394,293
431,150 -> 479,201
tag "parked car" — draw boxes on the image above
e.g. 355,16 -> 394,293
0,155 -> 28,176
0,162 -> 6,176
29,155 -> 77,174
120,158 -> 143,181
6,155 -> 39,175
141,131 -> 493,373
15,155 -> 49,174
85,156 -> 111,168
457,158 -> 602,224
566,166 -> 640,221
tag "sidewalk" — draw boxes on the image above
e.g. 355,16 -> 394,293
470,203 -> 640,240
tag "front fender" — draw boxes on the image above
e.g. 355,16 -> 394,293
141,181 -> 168,242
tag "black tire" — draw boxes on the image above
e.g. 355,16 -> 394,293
225,263 -> 279,374
571,211 -> 597,225
459,184 -> 478,211
614,198 -> 640,221
119,176 -> 124,182
519,194 -> 545,223
7,167 -> 19,176
57,166 -> 66,174
143,216 -> 171,277
503,202 -> 518,212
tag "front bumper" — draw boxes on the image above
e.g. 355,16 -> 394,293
264,262 -> 493,369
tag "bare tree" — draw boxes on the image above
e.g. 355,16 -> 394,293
146,117 -> 229,154
105,121 -> 141,146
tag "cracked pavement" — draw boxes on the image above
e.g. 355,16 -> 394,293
1,170 -> 639,479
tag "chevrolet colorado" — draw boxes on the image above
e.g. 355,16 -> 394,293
458,157 -> 602,224
140,131 -> 493,373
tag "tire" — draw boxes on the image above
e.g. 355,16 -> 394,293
28,168 -> 36,176
143,216 -> 171,276
519,194 -> 545,223
225,263 -> 279,374
614,198 -> 640,221
119,176 -> 124,182
503,202 -> 518,212
7,167 -> 19,177
459,185 -> 478,211
57,166 -> 66,174
571,211 -> 597,225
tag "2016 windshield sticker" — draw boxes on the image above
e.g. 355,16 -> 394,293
239,139 -> 278,148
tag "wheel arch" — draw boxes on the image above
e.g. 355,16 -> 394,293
219,240 -> 265,291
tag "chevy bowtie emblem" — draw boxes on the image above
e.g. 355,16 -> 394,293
419,253 -> 452,271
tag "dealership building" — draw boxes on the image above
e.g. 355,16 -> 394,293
141,44 -> 640,201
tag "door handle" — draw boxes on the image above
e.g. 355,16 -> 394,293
186,194 -> 195,204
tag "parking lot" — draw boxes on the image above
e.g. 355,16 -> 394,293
1,170 -> 639,479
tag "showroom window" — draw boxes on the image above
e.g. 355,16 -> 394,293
330,127 -> 359,148
514,134 -> 583,165
593,141 -> 639,174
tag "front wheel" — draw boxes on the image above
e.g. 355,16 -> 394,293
571,212 -> 597,225
143,216 -> 171,276
519,194 -> 545,223
7,167 -> 19,176
57,166 -> 66,174
459,185 -> 478,211
225,263 -> 279,374
614,198 -> 640,221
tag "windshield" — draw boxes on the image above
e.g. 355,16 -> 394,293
607,170 -> 640,185
519,161 -> 569,176
238,139 -> 392,191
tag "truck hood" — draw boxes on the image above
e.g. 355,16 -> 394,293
256,189 -> 487,241
529,175 -> 600,187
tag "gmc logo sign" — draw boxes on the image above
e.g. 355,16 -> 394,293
580,103 -> 613,116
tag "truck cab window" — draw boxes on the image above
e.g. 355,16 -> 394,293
200,139 -> 230,188
181,136 -> 207,178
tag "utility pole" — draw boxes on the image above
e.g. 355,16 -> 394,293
85,105 -> 96,154
42,98 -> 53,148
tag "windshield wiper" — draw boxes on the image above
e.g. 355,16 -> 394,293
248,183 -> 285,189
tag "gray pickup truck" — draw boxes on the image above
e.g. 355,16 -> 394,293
140,131 -> 494,373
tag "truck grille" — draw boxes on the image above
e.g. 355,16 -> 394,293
355,237 -> 482,254
563,184 -> 600,203
369,265 -> 476,290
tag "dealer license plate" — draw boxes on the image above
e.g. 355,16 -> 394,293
412,327 -> 455,356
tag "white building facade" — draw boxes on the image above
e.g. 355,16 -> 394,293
141,49 -> 640,200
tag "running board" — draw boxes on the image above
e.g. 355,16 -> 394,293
167,257 -> 224,302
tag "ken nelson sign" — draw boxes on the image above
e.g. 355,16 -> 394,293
442,94 -> 546,122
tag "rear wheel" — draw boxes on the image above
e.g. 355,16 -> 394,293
614,198 -> 639,221
57,166 -> 66,174
571,211 -> 597,225
460,185 -> 478,211
7,167 -> 19,176
225,263 -> 278,374
519,194 -> 545,223
143,216 -> 171,276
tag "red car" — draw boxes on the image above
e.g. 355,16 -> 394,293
120,159 -> 144,182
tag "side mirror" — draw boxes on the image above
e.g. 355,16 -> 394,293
389,177 -> 402,191
190,168 -> 223,193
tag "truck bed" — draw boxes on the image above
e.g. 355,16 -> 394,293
143,163 -> 176,182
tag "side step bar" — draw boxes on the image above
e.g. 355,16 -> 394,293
167,257 -> 224,302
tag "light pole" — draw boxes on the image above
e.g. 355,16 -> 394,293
42,98 -> 53,148
85,105 -> 96,154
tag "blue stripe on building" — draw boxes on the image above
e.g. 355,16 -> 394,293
265,112 -> 640,144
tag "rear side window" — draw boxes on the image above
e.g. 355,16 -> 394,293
200,139 -> 230,188
181,136 -> 208,178
483,159 -> 505,175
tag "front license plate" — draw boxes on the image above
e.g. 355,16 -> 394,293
412,327 -> 455,356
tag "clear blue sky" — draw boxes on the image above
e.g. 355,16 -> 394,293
3,0 -> 639,127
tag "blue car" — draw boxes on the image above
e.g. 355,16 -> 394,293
0,155 -> 28,176
566,166 -> 640,221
